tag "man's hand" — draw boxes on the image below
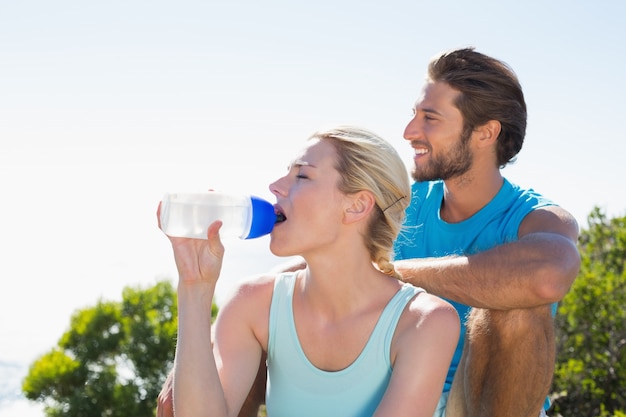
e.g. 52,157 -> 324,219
156,371 -> 174,417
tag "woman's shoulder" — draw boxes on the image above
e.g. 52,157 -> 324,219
220,270 -> 303,310
390,289 -> 460,367
215,272 -> 289,350
403,290 -> 460,334
221,272 -> 281,306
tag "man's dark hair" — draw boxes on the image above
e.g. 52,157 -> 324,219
428,47 -> 527,167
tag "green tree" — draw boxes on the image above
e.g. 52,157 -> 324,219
22,280 -> 183,417
552,207 -> 626,416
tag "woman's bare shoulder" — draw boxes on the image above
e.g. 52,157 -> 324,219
221,272 -> 280,306
390,288 -> 460,367
214,272 -> 292,350
404,289 -> 460,331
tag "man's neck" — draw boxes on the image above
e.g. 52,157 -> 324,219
440,170 -> 504,223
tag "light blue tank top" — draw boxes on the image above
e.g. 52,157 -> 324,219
393,178 -> 555,409
265,272 -> 423,417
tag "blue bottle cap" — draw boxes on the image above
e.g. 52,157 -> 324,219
246,196 -> 277,239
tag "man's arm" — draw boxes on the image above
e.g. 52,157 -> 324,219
394,206 -> 581,310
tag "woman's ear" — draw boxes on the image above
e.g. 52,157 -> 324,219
344,191 -> 376,224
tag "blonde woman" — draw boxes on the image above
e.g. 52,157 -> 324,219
161,126 -> 459,417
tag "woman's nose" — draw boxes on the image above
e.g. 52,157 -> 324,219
269,178 -> 285,197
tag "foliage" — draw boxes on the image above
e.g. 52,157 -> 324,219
551,207 -> 626,416
22,280 -> 182,417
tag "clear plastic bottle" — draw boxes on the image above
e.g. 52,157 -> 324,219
159,192 -> 276,240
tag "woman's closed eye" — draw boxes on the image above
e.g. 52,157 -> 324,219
294,162 -> 311,180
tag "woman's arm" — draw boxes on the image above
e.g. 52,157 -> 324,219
168,221 -> 267,417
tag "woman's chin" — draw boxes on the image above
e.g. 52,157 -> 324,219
269,240 -> 296,258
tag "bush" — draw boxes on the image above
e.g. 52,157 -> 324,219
551,208 -> 626,416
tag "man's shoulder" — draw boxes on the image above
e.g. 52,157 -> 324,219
500,178 -> 556,212
504,178 -> 548,198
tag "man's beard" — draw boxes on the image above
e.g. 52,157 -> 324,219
411,130 -> 473,182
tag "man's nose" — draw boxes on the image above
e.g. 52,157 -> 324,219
403,116 -> 422,141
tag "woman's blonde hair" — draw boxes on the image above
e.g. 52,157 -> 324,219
310,126 -> 410,278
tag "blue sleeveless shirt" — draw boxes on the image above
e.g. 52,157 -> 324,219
265,272 -> 423,417
393,179 -> 555,409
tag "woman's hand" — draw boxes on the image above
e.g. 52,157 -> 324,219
157,201 -> 225,286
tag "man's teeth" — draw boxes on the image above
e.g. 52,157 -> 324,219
415,148 -> 428,155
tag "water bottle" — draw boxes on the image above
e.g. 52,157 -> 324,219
159,192 -> 277,240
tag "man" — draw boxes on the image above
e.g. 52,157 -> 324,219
392,47 -> 580,417
157,47 -> 580,417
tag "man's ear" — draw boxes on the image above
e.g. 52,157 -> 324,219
344,191 -> 376,224
473,120 -> 501,148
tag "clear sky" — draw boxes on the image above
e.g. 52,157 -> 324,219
1,0 -> 625,415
